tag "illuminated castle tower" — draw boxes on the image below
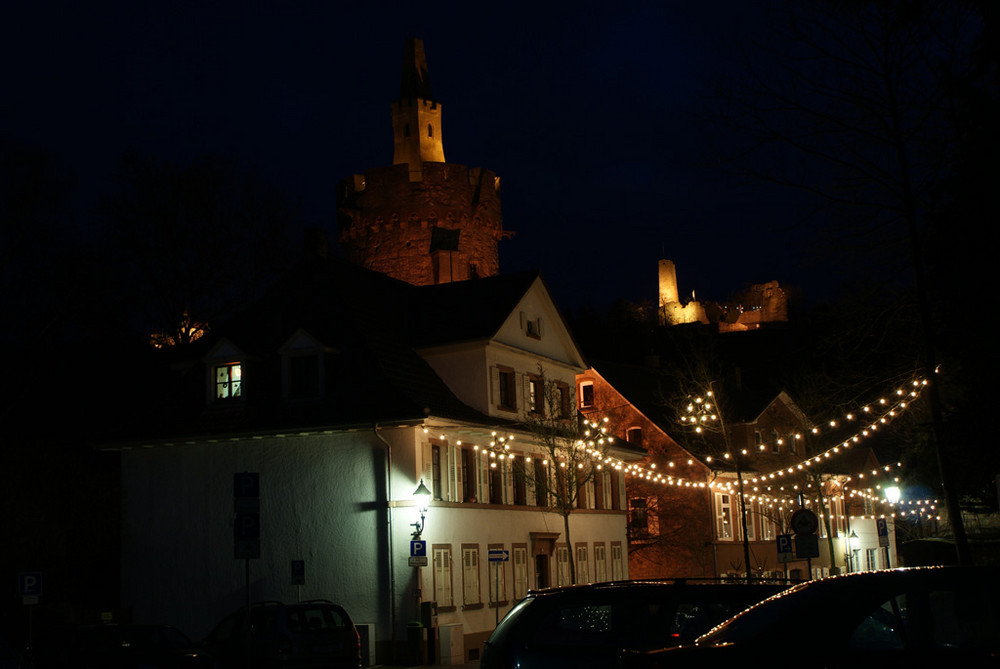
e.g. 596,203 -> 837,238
337,38 -> 508,285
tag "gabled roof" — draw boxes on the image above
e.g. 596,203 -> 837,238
408,270 -> 543,347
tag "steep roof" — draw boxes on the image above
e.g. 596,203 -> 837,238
409,270 -> 542,347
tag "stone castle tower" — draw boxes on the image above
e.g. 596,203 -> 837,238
337,39 -> 508,286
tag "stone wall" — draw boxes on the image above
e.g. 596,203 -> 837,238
337,162 -> 505,286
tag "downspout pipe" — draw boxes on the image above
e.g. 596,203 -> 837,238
374,423 -> 397,661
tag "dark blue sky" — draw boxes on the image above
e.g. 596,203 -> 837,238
3,1 -> 821,310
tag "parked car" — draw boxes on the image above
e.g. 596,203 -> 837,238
620,566 -> 1000,668
31,624 -> 215,669
480,578 -> 798,669
201,600 -> 360,669
0,636 -> 32,669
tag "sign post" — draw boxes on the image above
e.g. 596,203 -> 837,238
488,549 -> 509,626
876,518 -> 891,567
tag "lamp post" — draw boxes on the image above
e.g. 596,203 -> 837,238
847,530 -> 859,573
884,486 -> 901,568
411,479 -> 432,539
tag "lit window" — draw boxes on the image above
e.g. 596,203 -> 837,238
716,493 -> 734,540
579,381 -> 594,408
215,363 -> 242,400
528,376 -> 542,414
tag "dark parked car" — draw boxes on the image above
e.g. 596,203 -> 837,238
32,624 -> 215,669
202,600 -> 360,669
480,578 -> 798,669
621,566 -> 1000,669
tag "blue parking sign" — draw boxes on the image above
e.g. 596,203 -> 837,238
19,572 -> 42,596
411,540 -> 427,557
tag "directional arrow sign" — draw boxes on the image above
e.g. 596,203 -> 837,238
488,549 -> 509,563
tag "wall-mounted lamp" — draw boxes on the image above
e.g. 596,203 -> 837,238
411,479 -> 432,538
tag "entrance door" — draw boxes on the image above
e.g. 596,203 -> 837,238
535,554 -> 550,589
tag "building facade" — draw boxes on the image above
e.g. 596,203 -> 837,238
578,363 -> 897,582
110,257 -> 635,664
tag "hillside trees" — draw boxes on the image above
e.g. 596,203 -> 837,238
703,0 -> 993,564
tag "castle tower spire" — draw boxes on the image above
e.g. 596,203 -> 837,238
392,38 -> 445,178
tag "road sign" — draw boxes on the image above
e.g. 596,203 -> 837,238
876,518 -> 890,548
488,549 -> 509,563
776,534 -> 794,563
410,540 -> 427,558
409,556 -> 428,567
790,508 -> 819,535
795,534 -> 820,559
20,572 -> 42,603
291,560 -> 305,585
234,472 -> 260,498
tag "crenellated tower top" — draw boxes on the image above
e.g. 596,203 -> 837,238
337,39 -> 509,287
392,38 -> 445,179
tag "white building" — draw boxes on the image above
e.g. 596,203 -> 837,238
107,254 -> 637,664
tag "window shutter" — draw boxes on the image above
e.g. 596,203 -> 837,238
490,366 -> 500,407
514,372 -> 523,411
449,445 -> 461,503
422,441 -> 433,490
503,458 -> 514,504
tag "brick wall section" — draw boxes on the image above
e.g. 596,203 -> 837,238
337,162 -> 504,286
577,369 -> 717,578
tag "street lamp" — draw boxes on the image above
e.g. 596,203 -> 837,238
411,479 -> 432,538
884,486 -> 901,505
847,530 -> 860,572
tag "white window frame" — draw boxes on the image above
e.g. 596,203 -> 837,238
594,543 -> 607,583
611,542 -> 624,581
488,545 -> 506,604
716,492 -> 734,541
575,544 -> 589,584
462,545 -> 480,606
556,545 -> 570,586
433,546 -> 453,608
513,546 -> 528,599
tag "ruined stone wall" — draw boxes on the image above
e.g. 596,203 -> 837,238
337,162 -> 504,286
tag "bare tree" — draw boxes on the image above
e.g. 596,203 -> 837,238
101,151 -> 300,346
518,368 -> 617,585
704,0 -> 984,564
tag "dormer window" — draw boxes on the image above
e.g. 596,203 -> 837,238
279,330 -> 331,401
288,354 -> 320,398
215,362 -> 242,400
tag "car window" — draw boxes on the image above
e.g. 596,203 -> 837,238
927,588 -> 999,652
249,609 -> 278,638
207,614 -> 241,643
286,606 -> 347,633
849,596 -> 907,650
532,604 -> 613,646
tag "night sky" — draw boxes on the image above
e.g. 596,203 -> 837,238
6,1 -> 830,310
